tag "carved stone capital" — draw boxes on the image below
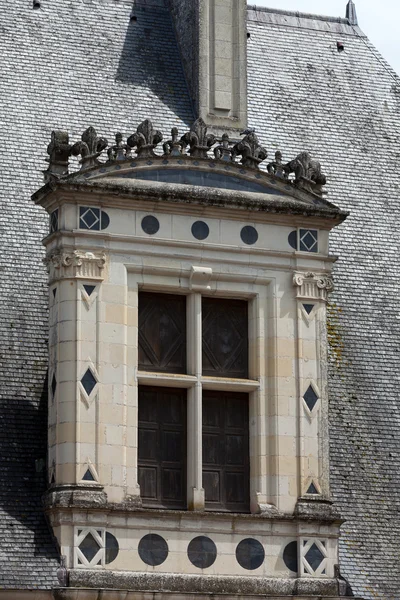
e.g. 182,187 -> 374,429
44,249 -> 106,282
293,271 -> 334,301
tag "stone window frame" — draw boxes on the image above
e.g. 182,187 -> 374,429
129,268 -> 268,514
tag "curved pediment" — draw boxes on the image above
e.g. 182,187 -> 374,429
71,155 -> 339,211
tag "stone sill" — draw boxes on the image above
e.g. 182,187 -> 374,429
64,571 -> 349,597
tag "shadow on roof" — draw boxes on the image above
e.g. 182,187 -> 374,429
116,2 -> 194,125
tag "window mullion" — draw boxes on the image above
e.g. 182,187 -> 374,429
186,293 -> 205,511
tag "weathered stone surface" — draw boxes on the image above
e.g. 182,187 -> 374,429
68,570 -> 344,597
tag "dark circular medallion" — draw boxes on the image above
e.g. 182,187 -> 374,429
240,226 -> 258,245
283,541 -> 298,573
236,538 -> 265,570
100,210 -> 110,230
187,536 -> 217,569
141,215 -> 160,235
191,221 -> 210,241
288,230 -> 298,250
105,532 -> 119,564
138,534 -> 168,566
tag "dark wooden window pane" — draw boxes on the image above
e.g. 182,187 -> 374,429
202,391 -> 250,512
139,292 -> 186,374
202,297 -> 248,378
138,386 -> 187,509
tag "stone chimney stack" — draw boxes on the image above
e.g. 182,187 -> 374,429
169,0 -> 248,133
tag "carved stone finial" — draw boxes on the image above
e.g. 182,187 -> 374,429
107,132 -> 131,162
127,119 -> 163,159
44,130 -> 72,181
232,129 -> 268,169
163,127 -> 184,156
214,133 -> 233,162
284,152 -> 327,195
267,150 -> 286,178
70,126 -> 108,170
181,118 -> 216,159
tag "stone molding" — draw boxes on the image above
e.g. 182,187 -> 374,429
44,249 -> 106,282
293,271 -> 334,301
67,570 -> 347,596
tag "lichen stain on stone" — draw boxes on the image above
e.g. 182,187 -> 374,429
327,301 -> 346,371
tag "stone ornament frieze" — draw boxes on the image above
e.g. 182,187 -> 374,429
44,118 -> 327,197
293,271 -> 334,301
44,249 -> 106,282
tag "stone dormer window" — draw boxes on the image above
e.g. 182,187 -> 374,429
36,116 -> 348,589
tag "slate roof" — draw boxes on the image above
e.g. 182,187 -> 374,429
1,0 -> 400,597
0,0 -> 192,589
247,7 -> 400,599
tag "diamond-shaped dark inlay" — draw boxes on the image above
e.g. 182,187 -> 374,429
188,536 -> 217,569
80,207 -> 100,230
52,288 -> 57,298
288,230 -> 298,250
303,385 -> 319,411
51,374 -> 57,398
81,368 -> 97,396
79,532 -> 101,563
303,304 -> 314,315
305,543 -> 325,571
83,285 -> 96,297
82,469 -> 95,481
283,541 -> 298,573
236,538 -> 265,570
138,534 -> 168,566
105,532 -> 119,564
300,229 -> 318,252
307,482 -> 319,495
50,209 -> 59,233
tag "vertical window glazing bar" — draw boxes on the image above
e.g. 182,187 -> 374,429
187,293 -> 205,510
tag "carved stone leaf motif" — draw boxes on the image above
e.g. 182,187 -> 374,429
45,130 -> 72,181
71,126 -> 108,170
181,118 -> 216,159
214,133 -> 233,162
284,152 -> 327,196
127,119 -> 163,159
232,131 -> 268,169
163,127 -> 183,156
107,132 -> 131,162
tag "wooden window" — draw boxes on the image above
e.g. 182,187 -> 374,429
138,386 -> 187,509
138,292 -> 186,374
202,390 -> 250,512
202,297 -> 248,378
